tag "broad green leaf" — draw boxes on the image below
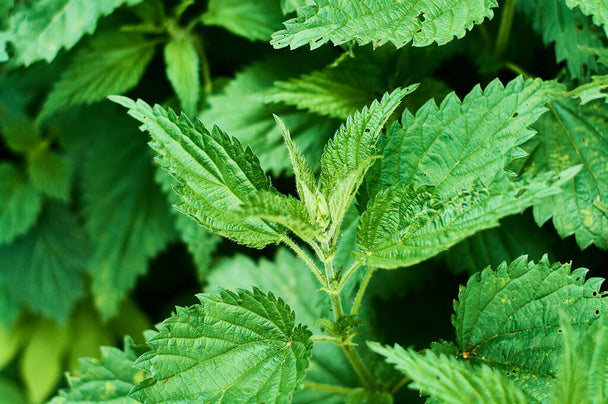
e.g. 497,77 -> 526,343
381,76 -> 564,198
345,388 -> 392,404
242,191 -> 322,242
27,149 -> 72,201
155,169 -> 220,280
199,55 -> 338,174
553,313 -> 608,403
203,0 -> 284,41
271,0 -> 498,50
370,344 -> 528,404
516,98 -> 608,249
356,168 -> 580,269
0,378 -> 27,404
0,321 -> 24,370
207,251 -> 359,404
446,214 -> 554,274
39,32 -> 156,121
320,88 -> 412,237
131,289 -> 313,403
20,318 -> 70,403
163,37 -> 200,116
281,0 -> 315,14
0,162 -> 42,246
0,202 -> 88,322
0,0 -> 144,66
112,96 -> 285,248
453,255 -> 608,401
565,0 -> 608,35
50,337 -> 145,404
0,112 -> 41,152
83,110 -> 174,319
519,0 -> 602,79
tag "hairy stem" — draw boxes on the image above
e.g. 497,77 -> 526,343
350,266 -> 375,316
495,0 -> 517,57
342,344 -> 377,391
191,34 -> 213,94
282,236 -> 326,286
389,376 -> 412,395
336,260 -> 364,292
302,382 -> 354,395
310,334 -> 343,344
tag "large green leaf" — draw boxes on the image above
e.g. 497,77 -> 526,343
518,0 -> 602,79
453,255 -> 608,401
39,32 -> 156,121
516,98 -> 608,249
27,149 -> 72,201
0,202 -> 88,323
112,96 -> 285,248
203,0 -> 284,41
564,0 -> 608,35
83,110 -> 174,319
356,169 -> 579,269
207,251 -> 359,404
199,55 -> 338,174
50,337 -> 145,404
381,76 -> 563,199
0,0 -> 144,66
370,344 -> 528,404
131,289 -> 313,403
0,162 -> 42,246
271,0 -> 498,50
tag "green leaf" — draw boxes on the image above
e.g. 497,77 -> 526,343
281,0 -> 315,14
518,0 -> 602,79
0,321 -> 24,370
0,0 -> 144,66
39,32 -> 156,121
445,214 -> 554,274
112,96 -> 286,248
553,312 -> 608,403
564,0 -> 608,35
0,162 -> 42,246
83,109 -> 174,319
163,37 -> 200,116
203,0 -> 284,41
345,388 -> 392,404
516,98 -> 608,249
356,168 -> 580,269
131,289 -> 313,403
27,149 -> 72,201
381,76 -> 564,198
50,337 -> 145,404
199,55 -> 339,174
206,251 -> 359,404
0,202 -> 88,322
0,112 -> 41,153
319,88 -> 412,237
453,255 -> 608,401
271,0 -> 498,50
369,344 -> 528,403
20,318 -> 70,403
0,378 -> 27,404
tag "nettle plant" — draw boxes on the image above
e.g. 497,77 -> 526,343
0,0 -> 606,403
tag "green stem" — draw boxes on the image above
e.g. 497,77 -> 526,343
495,0 -> 517,57
389,376 -> 412,395
502,61 -> 530,77
323,258 -> 345,318
336,260 -> 364,292
191,34 -> 213,94
282,236 -> 326,286
302,383 -> 354,395
310,335 -> 343,344
350,266 -> 375,316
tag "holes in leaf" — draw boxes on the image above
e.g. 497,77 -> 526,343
558,329 -> 563,333
593,291 -> 598,297
364,128 -> 370,133
511,112 -> 519,118
596,310 -> 601,315
415,12 -> 426,23
515,188 -> 527,199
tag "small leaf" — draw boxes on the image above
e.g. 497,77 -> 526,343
112,96 -> 286,248
39,32 -> 156,121
0,0 -> 144,66
27,149 -> 72,201
319,88 -> 411,236
0,162 -> 42,246
356,168 -> 579,269
163,37 -> 200,116
370,343 -> 528,403
271,0 -> 498,50
131,289 -> 313,403
203,0 -> 284,41
50,337 -> 145,404
453,255 -> 608,401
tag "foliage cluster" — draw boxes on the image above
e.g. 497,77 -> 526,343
0,0 -> 607,403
